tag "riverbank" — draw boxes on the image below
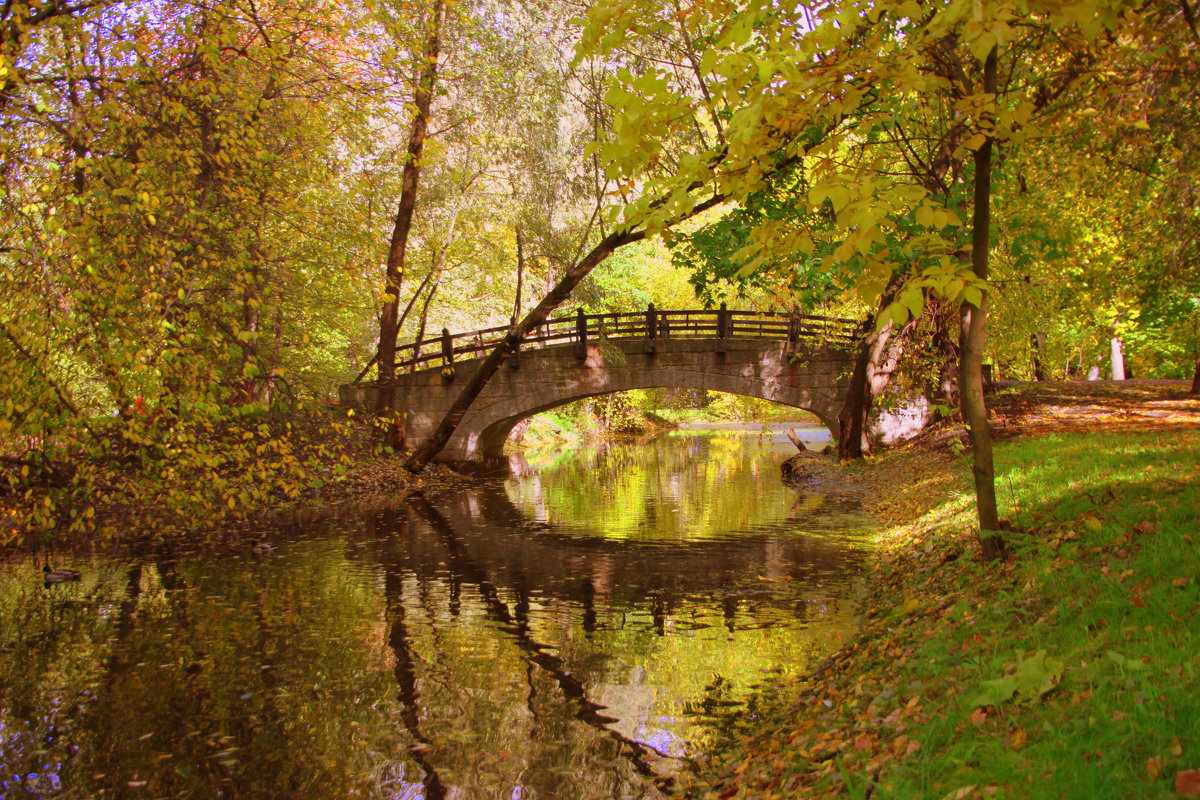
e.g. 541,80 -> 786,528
0,407 -> 472,549
680,382 -> 1200,799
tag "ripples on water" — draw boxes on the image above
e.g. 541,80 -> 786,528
0,425 -> 871,799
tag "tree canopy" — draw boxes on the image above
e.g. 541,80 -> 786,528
0,0 -> 1196,538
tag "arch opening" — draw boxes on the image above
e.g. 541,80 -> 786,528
481,388 -> 839,459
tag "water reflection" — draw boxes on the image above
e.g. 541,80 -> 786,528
0,427 -> 871,798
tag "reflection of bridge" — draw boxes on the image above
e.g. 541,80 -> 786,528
340,306 -> 864,461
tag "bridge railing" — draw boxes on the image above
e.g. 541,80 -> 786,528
379,306 -> 863,375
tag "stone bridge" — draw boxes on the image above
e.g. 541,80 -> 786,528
340,307 -> 864,461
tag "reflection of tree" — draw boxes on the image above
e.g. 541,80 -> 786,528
406,494 -> 679,792
370,506 -> 448,800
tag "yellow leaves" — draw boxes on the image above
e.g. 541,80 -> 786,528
915,203 -> 962,230
809,182 -> 852,216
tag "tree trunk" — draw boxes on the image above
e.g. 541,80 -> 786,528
514,227 -> 525,322
1191,351 -> 1200,393
838,318 -> 906,458
374,0 -> 447,448
1110,336 -> 1125,380
403,228 -> 644,470
838,333 -> 873,459
1031,332 -> 1045,381
961,46 -> 1003,560
412,281 -> 439,365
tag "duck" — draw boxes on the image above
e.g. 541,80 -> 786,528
42,565 -> 82,583
250,540 -> 276,554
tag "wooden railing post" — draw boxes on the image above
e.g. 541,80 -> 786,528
645,302 -> 657,354
440,327 -> 455,380
574,308 -> 588,360
716,301 -> 729,354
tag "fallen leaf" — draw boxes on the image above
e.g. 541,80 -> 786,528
1133,594 -> 1145,608
854,733 -> 873,750
1147,754 -> 1165,780
1177,769 -> 1200,797
1173,578 -> 1190,587
969,708 -> 988,725
1011,728 -> 1028,750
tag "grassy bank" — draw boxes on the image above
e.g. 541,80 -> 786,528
684,428 -> 1200,799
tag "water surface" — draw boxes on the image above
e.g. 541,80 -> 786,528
0,425 -> 871,799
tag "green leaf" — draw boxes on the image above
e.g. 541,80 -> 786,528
971,676 -> 1017,707
962,285 -> 984,308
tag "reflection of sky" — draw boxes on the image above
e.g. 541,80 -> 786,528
638,726 -> 686,758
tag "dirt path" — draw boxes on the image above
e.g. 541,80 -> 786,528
986,378 -> 1200,437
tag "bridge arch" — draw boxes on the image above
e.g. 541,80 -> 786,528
342,335 -> 858,461
467,350 -> 846,458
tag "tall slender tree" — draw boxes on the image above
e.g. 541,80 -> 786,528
375,0 -> 448,448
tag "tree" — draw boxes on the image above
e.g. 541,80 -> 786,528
564,0 -> 1176,557
374,0 -> 448,448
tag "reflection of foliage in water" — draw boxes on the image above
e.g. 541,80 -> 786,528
0,431 -> 872,798
509,429 -> 854,542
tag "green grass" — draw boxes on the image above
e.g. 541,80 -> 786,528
880,430 -> 1200,799
687,428 -> 1200,799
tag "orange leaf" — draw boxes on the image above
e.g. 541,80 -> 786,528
969,708 -> 988,725
1011,728 -> 1028,750
854,733 -> 873,751
1176,770 -> 1200,797
1132,594 -> 1145,608
1147,754 -> 1165,780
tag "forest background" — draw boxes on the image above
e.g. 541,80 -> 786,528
1,0 -> 1197,541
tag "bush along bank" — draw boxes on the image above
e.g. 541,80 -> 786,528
0,407 -> 468,548
682,428 -> 1200,800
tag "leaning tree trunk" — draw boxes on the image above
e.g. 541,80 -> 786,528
837,276 -> 929,458
403,227 -> 646,471
374,0 -> 446,448
403,195 -> 727,472
961,46 -> 1004,560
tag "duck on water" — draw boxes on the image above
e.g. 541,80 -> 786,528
42,565 -> 81,584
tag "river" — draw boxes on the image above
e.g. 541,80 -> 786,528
0,424 -> 872,799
